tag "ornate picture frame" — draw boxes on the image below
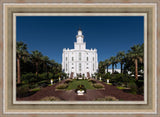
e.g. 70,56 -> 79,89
0,1 -> 158,116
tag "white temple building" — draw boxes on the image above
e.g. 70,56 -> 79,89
62,29 -> 98,78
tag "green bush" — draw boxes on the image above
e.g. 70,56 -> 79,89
64,79 -> 72,84
105,96 -> 119,101
29,83 -> 39,89
104,73 -> 111,79
38,80 -> 49,84
93,83 -> 104,89
95,96 -> 119,101
30,88 -> 40,92
41,96 -> 61,101
21,72 -> 36,83
56,83 -> 68,89
48,73 -> 53,79
137,86 -> 144,95
109,74 -> 132,86
127,82 -> 138,94
38,73 -> 48,80
88,79 -> 96,84
16,85 -> 30,98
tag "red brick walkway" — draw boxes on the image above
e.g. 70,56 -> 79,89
17,79 -> 144,101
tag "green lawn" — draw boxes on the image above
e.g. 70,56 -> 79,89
30,87 -> 40,92
116,86 -> 126,90
106,83 -> 112,85
67,79 -> 95,90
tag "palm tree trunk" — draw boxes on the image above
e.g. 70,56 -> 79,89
112,64 -> 114,74
121,62 -> 123,74
36,62 -> 38,78
135,59 -> 138,80
17,58 -> 21,84
46,64 -> 48,78
107,66 -> 108,73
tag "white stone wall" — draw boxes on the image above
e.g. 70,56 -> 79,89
105,69 -> 121,74
62,30 -> 98,77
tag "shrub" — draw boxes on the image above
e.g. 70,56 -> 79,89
30,88 -> 40,92
21,72 -> 36,83
88,79 -> 96,84
56,83 -> 68,89
41,96 -> 61,101
95,96 -> 119,101
93,83 -> 104,89
48,73 -> 53,79
38,80 -> 50,88
29,83 -> 39,89
104,72 -> 111,79
137,86 -> 144,95
127,82 -> 138,94
38,73 -> 48,80
117,86 -> 125,90
105,96 -> 119,101
64,79 -> 72,84
16,85 -> 30,98
109,74 -> 132,86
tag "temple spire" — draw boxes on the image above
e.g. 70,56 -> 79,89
76,29 -> 84,43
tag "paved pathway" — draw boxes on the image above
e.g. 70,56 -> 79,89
17,79 -> 144,101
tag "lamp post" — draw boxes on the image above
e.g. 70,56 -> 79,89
50,79 -> 53,85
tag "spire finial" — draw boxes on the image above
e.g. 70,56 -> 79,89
78,27 -> 82,31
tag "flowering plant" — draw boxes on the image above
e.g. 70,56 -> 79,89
75,85 -> 86,93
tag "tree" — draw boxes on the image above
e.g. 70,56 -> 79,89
42,56 -> 50,78
127,44 -> 143,80
116,51 -> 125,73
31,50 -> 43,78
98,61 -> 105,76
16,41 -> 28,84
109,56 -> 117,74
104,59 -> 111,73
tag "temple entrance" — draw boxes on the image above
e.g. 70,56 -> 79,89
70,72 -> 74,79
87,72 -> 90,78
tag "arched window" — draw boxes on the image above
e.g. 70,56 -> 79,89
79,63 -> 81,71
93,64 -> 94,71
79,52 -> 81,61
66,64 -> 67,71
87,57 -> 88,61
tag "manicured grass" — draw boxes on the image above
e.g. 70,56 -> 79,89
106,83 -> 112,85
30,88 -> 40,92
67,79 -> 95,90
116,86 -> 126,90
48,84 -> 52,86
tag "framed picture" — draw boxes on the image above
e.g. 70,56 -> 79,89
1,1 -> 158,116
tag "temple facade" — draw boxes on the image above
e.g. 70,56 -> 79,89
62,29 -> 98,78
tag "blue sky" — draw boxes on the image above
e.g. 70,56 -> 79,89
16,16 -> 144,68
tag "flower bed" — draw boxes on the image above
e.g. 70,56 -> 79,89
56,83 -> 68,89
75,85 -> 86,95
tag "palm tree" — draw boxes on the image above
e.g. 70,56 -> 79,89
116,51 -> 125,73
16,41 -> 28,84
31,50 -> 43,78
98,61 -> 105,75
109,56 -> 117,74
127,44 -> 143,80
42,56 -> 50,78
104,59 -> 111,73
